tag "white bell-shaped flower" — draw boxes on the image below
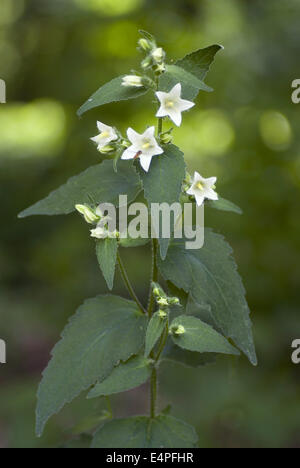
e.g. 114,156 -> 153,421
186,172 -> 218,206
91,122 -> 118,151
156,83 -> 195,127
121,126 -> 163,172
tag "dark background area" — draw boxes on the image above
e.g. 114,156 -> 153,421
0,0 -> 300,448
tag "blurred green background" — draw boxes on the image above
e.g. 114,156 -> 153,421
1,0 -> 300,448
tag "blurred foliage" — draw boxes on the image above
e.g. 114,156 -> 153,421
0,0 -> 300,448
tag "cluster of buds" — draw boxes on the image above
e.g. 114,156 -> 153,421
152,282 -> 181,310
137,32 -> 166,75
75,204 -> 119,240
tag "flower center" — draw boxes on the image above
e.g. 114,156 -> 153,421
100,131 -> 110,139
165,99 -> 175,109
196,181 -> 204,190
142,139 -> 153,150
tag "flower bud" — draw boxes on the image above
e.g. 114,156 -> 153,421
90,226 -> 108,239
121,139 -> 130,148
157,297 -> 169,307
153,287 -> 160,297
171,325 -> 185,336
99,144 -> 115,154
75,204 -> 100,224
138,38 -> 152,52
141,56 -> 152,69
160,132 -> 173,145
168,297 -> 180,306
158,309 -> 167,319
154,63 -> 166,75
152,47 -> 165,64
122,75 -> 144,88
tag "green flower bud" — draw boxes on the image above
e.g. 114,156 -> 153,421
154,63 -> 166,75
157,297 -> 169,307
160,132 -> 173,145
121,139 -> 130,148
168,297 -> 180,306
138,38 -> 152,52
171,325 -> 186,336
141,56 -> 152,69
122,75 -> 144,88
158,309 -> 167,319
75,204 -> 100,224
99,144 -> 115,154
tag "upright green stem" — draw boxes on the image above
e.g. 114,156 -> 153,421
148,74 -> 165,420
157,117 -> 163,136
117,252 -> 146,314
150,367 -> 157,419
147,239 -> 158,317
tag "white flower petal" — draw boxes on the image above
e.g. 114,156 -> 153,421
170,83 -> 182,98
152,144 -> 164,156
121,146 -> 137,160
206,190 -> 218,201
97,121 -> 107,132
168,109 -> 182,127
139,155 -> 153,172
193,172 -> 202,183
206,177 -> 217,186
156,105 -> 167,118
127,127 -> 141,144
144,126 -> 156,139
194,192 -> 205,206
179,99 -> 195,112
156,91 -> 168,101
91,136 -> 100,143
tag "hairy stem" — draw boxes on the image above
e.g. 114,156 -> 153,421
117,252 -> 146,314
155,321 -> 169,363
150,367 -> 157,419
157,117 -> 163,136
148,76 -> 165,421
147,239 -> 159,317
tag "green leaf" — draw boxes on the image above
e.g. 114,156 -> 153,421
88,355 -> 152,399
162,340 -> 217,368
36,295 -> 147,437
138,145 -> 185,205
176,44 -> 224,81
77,76 -> 149,116
170,315 -> 240,356
96,238 -> 118,290
91,415 -> 198,448
145,311 -> 167,358
159,64 -> 213,101
185,294 -> 214,327
207,197 -> 243,215
138,144 -> 186,259
71,411 -> 111,436
19,160 -> 141,218
157,230 -> 257,365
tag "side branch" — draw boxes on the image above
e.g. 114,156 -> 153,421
117,252 -> 147,314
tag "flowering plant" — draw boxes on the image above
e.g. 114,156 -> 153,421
19,31 -> 256,448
